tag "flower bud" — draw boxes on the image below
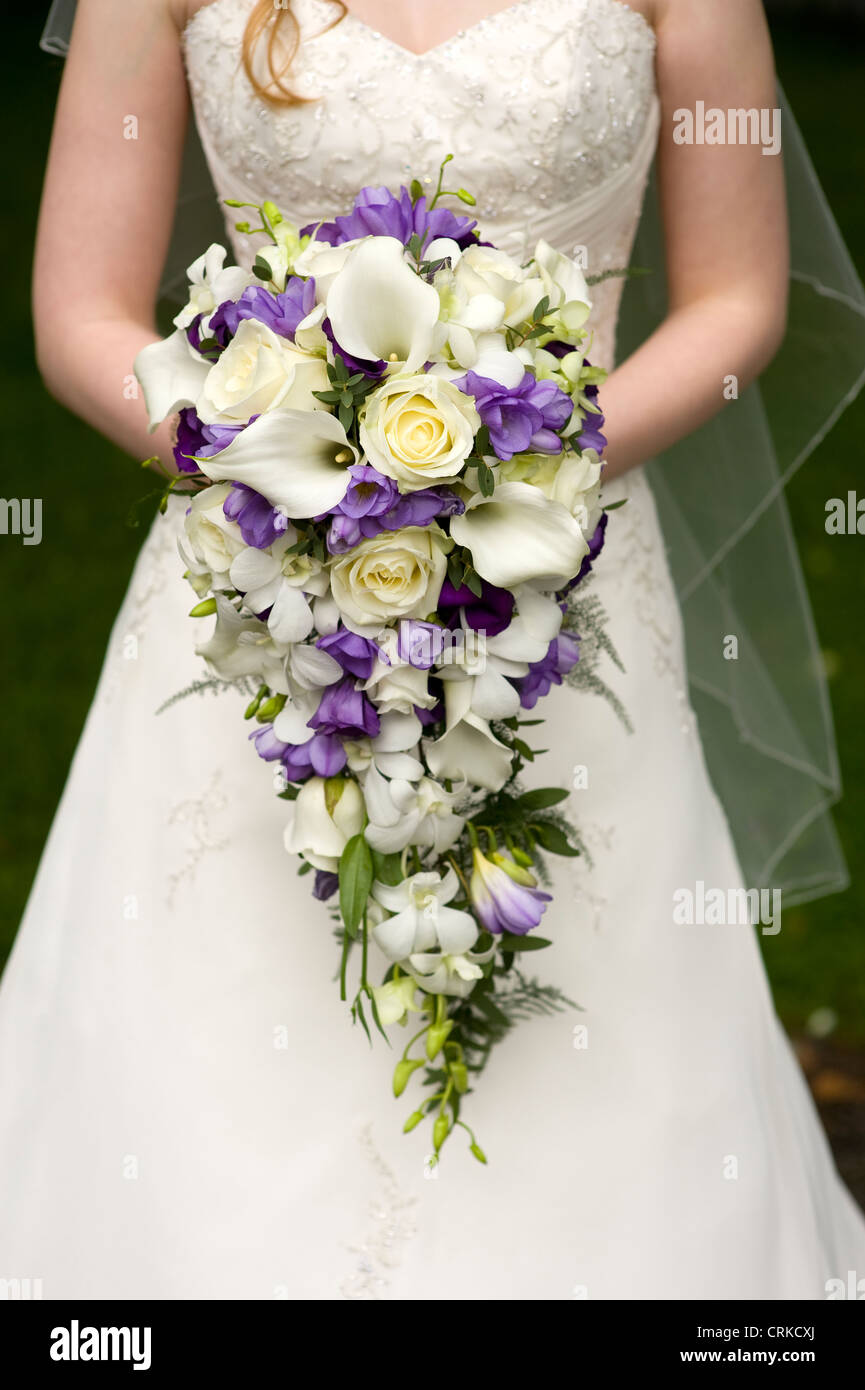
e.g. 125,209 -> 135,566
188,597 -> 217,618
425,1019 -> 453,1061
256,693 -> 287,723
450,1062 -> 469,1094
403,1109 -> 425,1133
470,1142 -> 487,1165
433,1112 -> 450,1152
392,1058 -> 424,1098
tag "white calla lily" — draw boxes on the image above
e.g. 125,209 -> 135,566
134,329 -> 211,430
193,408 -> 358,517
326,236 -> 441,372
284,776 -> 365,872
345,711 -> 425,781
450,481 -> 588,588
229,533 -> 330,647
423,676 -> 514,792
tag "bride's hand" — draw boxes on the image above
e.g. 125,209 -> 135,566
33,0 -> 190,471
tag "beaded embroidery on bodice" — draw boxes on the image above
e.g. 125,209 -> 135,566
182,0 -> 659,368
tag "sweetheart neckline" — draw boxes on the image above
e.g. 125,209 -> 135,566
182,0 -> 656,62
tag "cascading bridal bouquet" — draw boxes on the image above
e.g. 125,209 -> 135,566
135,159 -> 624,1164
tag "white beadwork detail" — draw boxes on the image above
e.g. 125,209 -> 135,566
164,772 -> 231,908
340,1123 -> 419,1299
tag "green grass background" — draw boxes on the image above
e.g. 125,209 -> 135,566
1,9 -> 863,1039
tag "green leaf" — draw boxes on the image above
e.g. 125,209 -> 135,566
371,849 -> 404,886
277,785 -> 300,801
532,294 -> 550,320
517,787 -> 570,811
511,737 -> 535,762
497,934 -> 552,952
603,498 -> 628,512
409,179 -> 424,203
339,833 -> 374,936
531,822 -> 580,857
477,460 -> 495,497
463,567 -> 483,598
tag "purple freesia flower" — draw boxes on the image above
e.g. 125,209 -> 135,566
331,465 -> 400,520
316,628 -> 380,680
309,677 -> 380,741
514,632 -> 581,710
209,277 -> 317,343
459,370 -> 573,462
470,848 -> 552,935
249,724 -> 345,780
302,184 -> 478,253
397,620 -> 448,670
325,485 -> 463,554
569,513 -> 608,589
173,408 -> 245,474
223,482 -> 289,549
313,869 -> 339,901
437,577 -> 514,637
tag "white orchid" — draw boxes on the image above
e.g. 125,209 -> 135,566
372,867 -> 478,963
363,769 -> 464,854
292,235 -> 363,299
284,775 -> 365,872
173,243 -> 253,331
437,585 -> 564,723
229,532 -> 330,646
326,236 -> 443,372
344,711 -> 425,781
192,408 -> 359,517
450,480 -> 588,588
404,940 -> 497,998
371,975 -> 422,1026
362,655 -> 438,716
195,595 -> 289,692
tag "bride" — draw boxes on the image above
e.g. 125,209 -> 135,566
4,0 -> 864,1299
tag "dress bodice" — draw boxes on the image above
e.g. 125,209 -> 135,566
182,0 -> 659,366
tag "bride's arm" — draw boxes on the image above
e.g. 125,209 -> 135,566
33,0 -> 189,468
600,0 -> 788,479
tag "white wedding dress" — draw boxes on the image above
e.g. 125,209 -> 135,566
3,0 -> 863,1301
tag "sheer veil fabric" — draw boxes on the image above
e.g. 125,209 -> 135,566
40,0 -> 865,903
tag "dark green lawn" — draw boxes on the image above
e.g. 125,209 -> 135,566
1,10 -> 863,1037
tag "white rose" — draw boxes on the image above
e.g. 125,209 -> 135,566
452,244 -> 545,328
360,374 -> 480,490
329,525 -> 451,632
284,775 -> 365,872
181,483 -> 245,582
196,319 -> 329,425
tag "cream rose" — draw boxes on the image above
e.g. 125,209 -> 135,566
196,318 -> 329,425
329,525 -> 451,631
360,374 -> 480,491
181,482 -> 245,582
452,244 -> 545,328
